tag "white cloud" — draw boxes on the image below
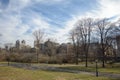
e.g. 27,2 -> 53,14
52,0 -> 120,43
32,18 -> 50,30
0,12 -> 51,47
1,0 -> 120,47
0,0 -> 51,47
0,0 -> 66,13
48,16 -> 78,43
99,0 -> 120,17
0,14 -> 20,40
33,0 -> 65,4
86,0 -> 120,19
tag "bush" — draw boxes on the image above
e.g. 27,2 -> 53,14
0,53 -> 6,61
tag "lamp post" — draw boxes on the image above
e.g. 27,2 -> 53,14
95,60 -> 98,77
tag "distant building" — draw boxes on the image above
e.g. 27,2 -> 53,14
20,40 -> 26,49
57,43 -> 67,54
88,42 -> 115,61
44,39 -> 58,56
40,43 -> 45,53
15,40 -> 20,49
14,40 -> 31,53
88,42 -> 100,60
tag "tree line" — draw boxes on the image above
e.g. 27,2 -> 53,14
69,18 -> 120,67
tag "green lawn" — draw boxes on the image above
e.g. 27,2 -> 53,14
0,66 -> 118,80
0,62 -> 120,74
31,62 -> 120,74
55,63 -> 120,74
58,65 -> 120,74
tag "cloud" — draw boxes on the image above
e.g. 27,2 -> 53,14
32,0 -> 67,5
0,0 -> 120,48
0,0 -> 54,47
99,0 -> 120,17
86,0 -> 120,19
0,0 -> 66,13
53,0 -> 120,43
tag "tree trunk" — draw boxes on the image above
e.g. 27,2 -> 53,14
75,48 -> 78,65
102,47 -> 105,68
85,51 -> 88,67
36,49 -> 39,63
75,52 -> 79,65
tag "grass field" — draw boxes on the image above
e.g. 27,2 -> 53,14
0,62 -> 120,80
57,65 -> 120,74
31,62 -> 120,74
35,62 -> 120,74
0,66 -> 119,80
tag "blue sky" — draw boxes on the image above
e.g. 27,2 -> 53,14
0,0 -> 120,47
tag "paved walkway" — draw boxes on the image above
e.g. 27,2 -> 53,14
0,63 -> 120,79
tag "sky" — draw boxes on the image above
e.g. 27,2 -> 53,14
0,0 -> 120,47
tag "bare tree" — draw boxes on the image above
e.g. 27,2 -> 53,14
110,19 -> 120,61
69,18 -> 93,66
69,29 -> 80,65
33,29 -> 44,63
75,18 -> 93,67
95,18 -> 113,68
